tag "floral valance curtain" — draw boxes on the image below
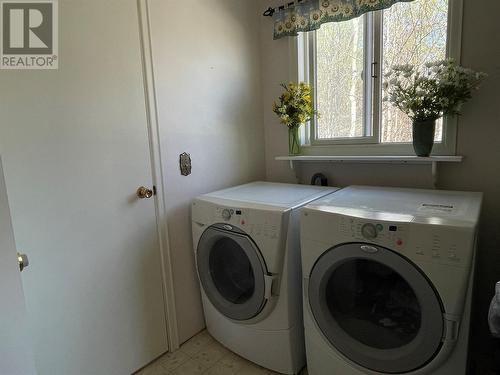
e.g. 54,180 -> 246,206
273,0 -> 413,39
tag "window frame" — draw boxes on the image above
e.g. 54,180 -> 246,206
296,0 -> 463,156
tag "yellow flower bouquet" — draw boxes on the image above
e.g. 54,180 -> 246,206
273,82 -> 318,155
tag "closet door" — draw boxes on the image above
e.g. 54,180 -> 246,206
0,1 -> 167,374
0,158 -> 37,375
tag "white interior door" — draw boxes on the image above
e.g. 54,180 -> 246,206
0,158 -> 37,375
0,1 -> 167,374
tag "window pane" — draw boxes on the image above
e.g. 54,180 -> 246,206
316,17 -> 365,139
381,0 -> 448,143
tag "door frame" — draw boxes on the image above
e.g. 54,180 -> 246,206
137,0 -> 179,350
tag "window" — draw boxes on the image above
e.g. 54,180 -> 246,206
300,0 -> 462,155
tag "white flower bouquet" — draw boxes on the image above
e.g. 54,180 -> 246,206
384,59 -> 486,122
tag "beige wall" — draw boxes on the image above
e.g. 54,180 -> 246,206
260,0 -> 298,184
260,0 -> 500,371
149,0 -> 266,344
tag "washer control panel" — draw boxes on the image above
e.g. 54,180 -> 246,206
335,215 -> 473,267
412,229 -> 470,266
340,217 -> 409,249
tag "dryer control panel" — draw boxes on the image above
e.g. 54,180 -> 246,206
215,206 -> 248,226
339,216 -> 409,250
215,207 -> 280,240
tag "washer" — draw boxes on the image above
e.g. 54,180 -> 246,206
300,186 -> 482,375
192,181 -> 339,374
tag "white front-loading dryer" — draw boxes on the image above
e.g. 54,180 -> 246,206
300,186 -> 482,375
192,182 -> 338,374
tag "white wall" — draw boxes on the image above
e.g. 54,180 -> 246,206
260,0 -> 500,372
149,0 -> 266,343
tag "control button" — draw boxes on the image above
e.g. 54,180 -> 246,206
396,239 -> 403,246
416,250 -> 424,255
376,224 -> 384,232
221,209 -> 232,221
361,223 -> 378,240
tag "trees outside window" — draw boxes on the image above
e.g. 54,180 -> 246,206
306,0 -> 457,154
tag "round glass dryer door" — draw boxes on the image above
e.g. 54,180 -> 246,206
197,224 -> 268,321
308,243 -> 444,373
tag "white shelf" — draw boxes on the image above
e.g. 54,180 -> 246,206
275,155 -> 463,163
274,155 -> 463,188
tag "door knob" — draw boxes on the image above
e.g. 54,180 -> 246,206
17,253 -> 29,272
136,186 -> 154,199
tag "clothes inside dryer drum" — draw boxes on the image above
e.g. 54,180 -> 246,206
326,259 -> 421,349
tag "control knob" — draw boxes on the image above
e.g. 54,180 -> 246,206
221,209 -> 232,221
361,223 -> 378,240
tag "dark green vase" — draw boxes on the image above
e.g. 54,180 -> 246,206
412,119 -> 436,157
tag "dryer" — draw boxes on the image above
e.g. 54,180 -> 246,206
300,186 -> 482,375
192,182 -> 338,374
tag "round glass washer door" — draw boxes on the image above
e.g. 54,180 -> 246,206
197,224 -> 268,321
308,243 -> 444,373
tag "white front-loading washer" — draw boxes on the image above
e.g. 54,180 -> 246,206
191,181 -> 339,374
300,186 -> 482,375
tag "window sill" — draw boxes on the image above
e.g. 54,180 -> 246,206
275,155 -> 463,163
275,155 -> 463,187
295,141 -> 457,157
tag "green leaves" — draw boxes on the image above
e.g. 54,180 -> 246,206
272,82 -> 318,128
384,59 -> 486,121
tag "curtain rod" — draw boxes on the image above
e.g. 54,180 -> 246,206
262,0 -> 305,17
